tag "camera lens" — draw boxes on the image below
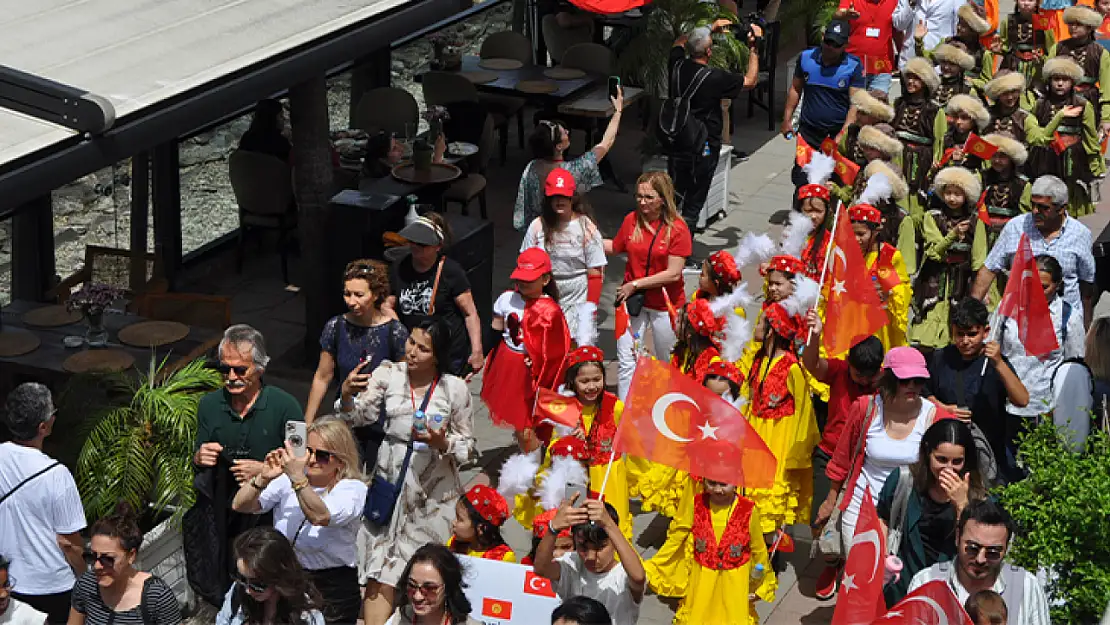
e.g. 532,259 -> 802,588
289,435 -> 303,446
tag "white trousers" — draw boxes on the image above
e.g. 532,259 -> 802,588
616,307 -> 677,400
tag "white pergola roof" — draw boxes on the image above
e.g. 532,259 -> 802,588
0,0 -> 414,170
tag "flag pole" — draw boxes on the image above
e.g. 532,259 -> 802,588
596,450 -> 617,500
807,200 -> 844,344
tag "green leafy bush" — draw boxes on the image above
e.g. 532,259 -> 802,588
997,422 -> 1110,625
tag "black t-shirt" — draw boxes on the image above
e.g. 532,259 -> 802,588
925,346 -> 1009,460
390,254 -> 471,369
668,46 -> 746,150
918,494 -> 958,564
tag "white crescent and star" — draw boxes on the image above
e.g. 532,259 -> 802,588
900,596 -> 951,625
528,576 -> 547,592
849,529 -> 883,583
832,246 -> 848,271
651,393 -> 698,443
697,420 -> 719,440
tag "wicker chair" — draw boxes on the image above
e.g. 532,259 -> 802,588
50,245 -> 167,309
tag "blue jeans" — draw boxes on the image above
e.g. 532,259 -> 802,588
863,73 -> 893,94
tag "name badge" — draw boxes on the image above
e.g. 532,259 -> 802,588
866,27 -> 881,38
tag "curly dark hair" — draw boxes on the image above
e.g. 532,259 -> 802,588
231,527 -> 324,625
343,259 -> 391,307
90,502 -> 143,553
394,543 -> 473,624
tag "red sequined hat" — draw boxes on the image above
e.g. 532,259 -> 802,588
764,302 -> 802,340
849,204 -> 883,225
703,360 -> 742,386
707,250 -> 741,286
686,298 -> 723,337
533,508 -> 572,539
465,484 -> 510,526
797,183 -> 831,203
766,255 -> 805,276
550,436 -> 590,461
567,346 -> 604,368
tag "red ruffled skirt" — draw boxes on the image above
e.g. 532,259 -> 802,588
481,342 -> 533,430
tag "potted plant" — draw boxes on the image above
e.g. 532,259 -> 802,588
65,283 -> 122,347
414,106 -> 451,171
997,422 -> 1110,625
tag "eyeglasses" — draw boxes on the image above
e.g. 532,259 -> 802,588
635,194 -> 661,202
233,571 -> 270,594
215,362 -> 251,377
83,551 -> 118,569
1031,201 -> 1058,213
963,540 -> 1005,562
406,580 -> 444,596
307,447 -> 334,464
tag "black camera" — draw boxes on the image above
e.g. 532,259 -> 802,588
730,12 -> 767,44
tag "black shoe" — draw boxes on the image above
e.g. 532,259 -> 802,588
732,150 -> 750,163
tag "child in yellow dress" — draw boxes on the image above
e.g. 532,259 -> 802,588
674,479 -> 776,625
849,204 -> 912,352
449,484 -> 516,562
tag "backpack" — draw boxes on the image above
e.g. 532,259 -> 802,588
656,59 -> 711,155
885,466 -> 915,558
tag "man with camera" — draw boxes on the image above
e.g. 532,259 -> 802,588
665,17 -> 762,244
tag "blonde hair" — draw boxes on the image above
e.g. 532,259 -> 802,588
308,417 -> 365,483
1086,317 -> 1110,381
632,171 -> 680,243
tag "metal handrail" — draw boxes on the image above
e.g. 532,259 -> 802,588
391,0 -> 507,50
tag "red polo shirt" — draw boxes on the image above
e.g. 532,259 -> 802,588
819,358 -> 875,455
839,0 -> 898,75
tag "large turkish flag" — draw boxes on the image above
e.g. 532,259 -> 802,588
832,487 -> 886,625
823,205 -> 890,357
872,580 -> 974,624
996,232 -> 1059,358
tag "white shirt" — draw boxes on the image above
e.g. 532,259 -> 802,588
0,598 -> 47,625
998,296 -> 1086,417
897,0 -> 962,69
555,553 -> 641,625
493,291 -> 527,353
521,217 -> 607,280
909,561 -> 1051,625
257,475 -> 368,570
0,443 -> 86,594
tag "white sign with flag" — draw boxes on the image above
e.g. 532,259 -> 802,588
458,555 -> 562,624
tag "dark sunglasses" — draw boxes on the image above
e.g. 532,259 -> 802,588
823,39 -> 845,48
1031,201 -> 1058,213
897,377 -> 927,386
406,580 -> 444,596
83,551 -> 118,568
307,447 -> 335,464
215,362 -> 251,376
963,540 -> 1005,562
1,575 -> 14,590
233,571 -> 269,594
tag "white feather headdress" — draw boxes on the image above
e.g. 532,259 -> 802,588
711,284 -> 757,363
538,456 -> 589,511
803,151 -> 836,186
735,232 -> 777,269
497,450 -> 542,501
574,302 -> 597,347
779,211 -> 815,260
858,172 -> 893,207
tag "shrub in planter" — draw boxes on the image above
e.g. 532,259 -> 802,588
997,422 -> 1110,625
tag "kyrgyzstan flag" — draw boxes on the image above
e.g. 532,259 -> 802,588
996,233 -> 1059,357
834,152 -> 861,185
566,0 -> 645,14
873,580 -> 974,624
964,133 -> 998,160
832,488 -> 886,625
1032,11 -> 1054,30
821,137 -> 839,156
481,597 -> 513,620
615,357 -> 777,489
823,206 -> 889,357
535,387 -> 582,428
976,190 -> 991,226
796,134 -> 814,167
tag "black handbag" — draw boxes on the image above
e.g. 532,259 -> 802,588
363,376 -> 439,528
623,225 -> 663,317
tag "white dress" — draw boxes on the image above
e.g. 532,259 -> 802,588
338,361 -> 477,587
520,216 -> 606,342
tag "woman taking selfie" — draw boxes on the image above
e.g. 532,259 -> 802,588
67,504 -> 181,624
385,543 -> 480,625
337,320 -> 477,625
231,418 -> 368,622
215,527 -> 325,625
876,419 -> 988,605
305,260 -> 409,424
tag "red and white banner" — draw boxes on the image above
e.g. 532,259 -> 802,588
459,556 -> 561,624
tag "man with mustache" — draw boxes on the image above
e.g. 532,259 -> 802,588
0,556 -> 48,624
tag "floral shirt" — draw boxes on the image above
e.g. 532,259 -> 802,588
513,152 -> 603,231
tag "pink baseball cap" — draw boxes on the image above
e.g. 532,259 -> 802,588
883,346 -> 929,379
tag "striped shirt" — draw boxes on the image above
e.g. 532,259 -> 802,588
908,561 -> 1051,625
71,571 -> 181,625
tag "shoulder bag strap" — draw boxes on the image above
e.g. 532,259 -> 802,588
427,258 -> 446,316
887,466 -> 914,556
642,224 -> 664,286
0,461 -> 60,507
834,397 -> 877,507
392,377 -> 441,493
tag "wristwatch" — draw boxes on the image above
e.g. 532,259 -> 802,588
548,519 -> 561,536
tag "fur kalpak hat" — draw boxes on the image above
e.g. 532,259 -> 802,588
958,3 -> 992,34
983,72 -> 1026,101
851,90 -> 895,122
946,94 -> 991,131
1064,5 -> 1103,28
983,132 -> 1028,165
861,160 -> 909,201
934,166 -> 982,201
1043,56 -> 1084,82
934,43 -> 975,71
858,125 -> 904,159
903,57 -> 942,94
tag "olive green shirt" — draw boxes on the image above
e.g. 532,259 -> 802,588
194,385 -> 303,462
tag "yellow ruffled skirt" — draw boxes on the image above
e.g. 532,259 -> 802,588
644,479 -> 700,597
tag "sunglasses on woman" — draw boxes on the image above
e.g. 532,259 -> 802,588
896,377 -> 927,386
233,571 -> 270,594
83,551 -> 118,568
307,447 -> 334,464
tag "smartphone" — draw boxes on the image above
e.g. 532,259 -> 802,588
285,421 -> 307,458
565,481 -> 588,506
607,75 -> 621,100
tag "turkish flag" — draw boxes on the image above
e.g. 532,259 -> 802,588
566,0 -> 645,14
872,580 -> 974,624
797,134 -> 815,167
823,207 -> 889,357
615,357 -> 777,489
523,570 -> 557,598
964,133 -> 998,160
535,387 -> 582,428
1032,11 -> 1053,30
834,152 -> 861,185
832,487 -> 886,625
996,233 -> 1059,357
615,302 -> 630,342
482,597 -> 514,620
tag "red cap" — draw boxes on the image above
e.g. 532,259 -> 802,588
849,204 -> 883,225
544,168 -> 576,197
511,248 -> 553,282
764,302 -> 802,340
567,346 -> 604,368
707,251 -> 741,286
703,360 -> 742,386
766,255 -> 805,276
798,183 -> 831,203
686,298 -> 723,338
464,484 -> 510,526
550,436 -> 590,461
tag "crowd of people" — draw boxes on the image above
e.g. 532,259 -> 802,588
3,0 -> 1110,624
